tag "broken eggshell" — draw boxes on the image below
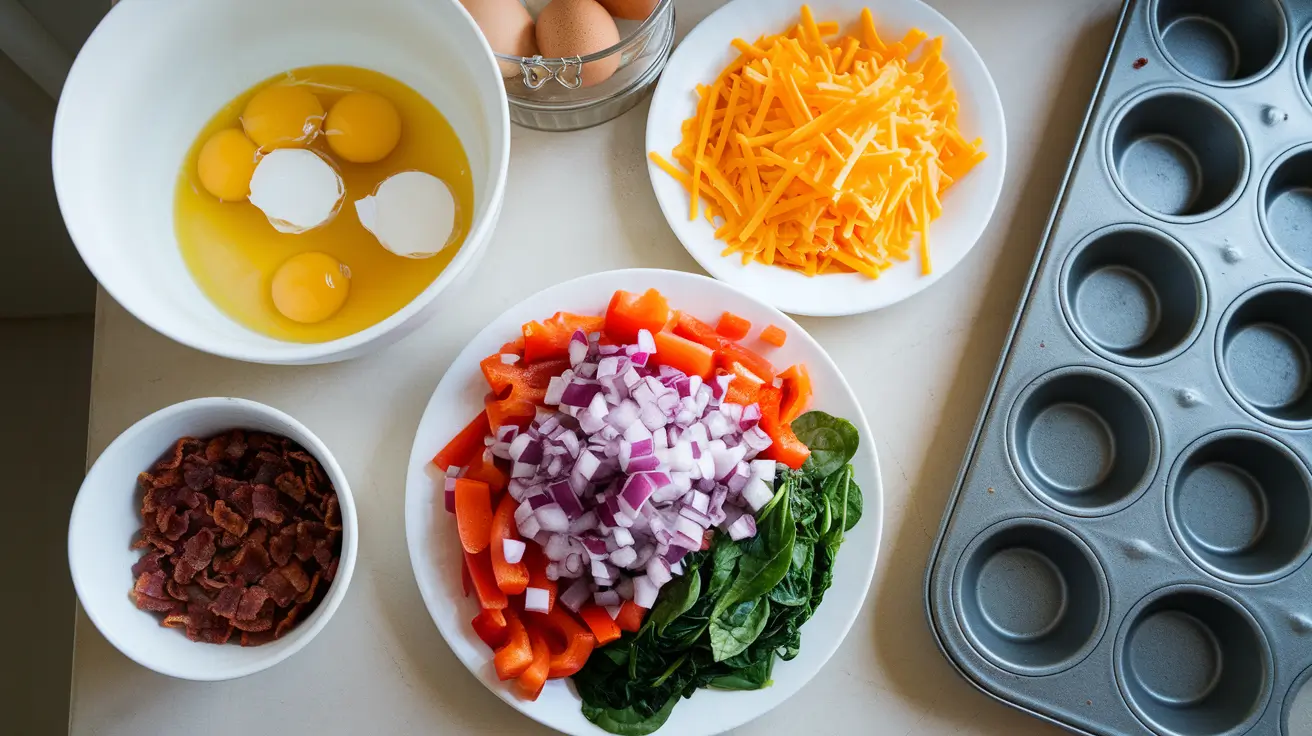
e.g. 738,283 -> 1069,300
247,148 -> 345,234
354,170 -> 457,259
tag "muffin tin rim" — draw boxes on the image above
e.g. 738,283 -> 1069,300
1148,0 -> 1292,89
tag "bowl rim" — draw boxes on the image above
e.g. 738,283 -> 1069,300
493,0 -> 674,65
68,396 -> 359,681
51,0 -> 511,365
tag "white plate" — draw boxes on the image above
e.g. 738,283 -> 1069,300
646,0 -> 1007,317
404,268 -> 883,735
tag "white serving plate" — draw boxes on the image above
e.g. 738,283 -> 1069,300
404,268 -> 882,735
646,0 -> 1006,317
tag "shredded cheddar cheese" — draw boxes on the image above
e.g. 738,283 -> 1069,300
650,5 -> 987,278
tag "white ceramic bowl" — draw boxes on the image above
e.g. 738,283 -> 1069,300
646,0 -> 1006,316
405,269 -> 883,735
69,397 -> 358,681
52,0 -> 510,364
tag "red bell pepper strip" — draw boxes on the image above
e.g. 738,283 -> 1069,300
523,312 -> 605,363
454,479 -> 493,554
481,355 -> 570,431
531,605 -> 596,678
778,363 -> 813,424
652,331 -> 715,380
674,312 -> 777,383
722,362 -> 764,407
463,548 -> 508,610
614,601 -> 645,633
463,450 -> 508,495
760,324 -> 788,347
605,289 -> 670,344
461,554 -> 473,598
517,624 -> 551,700
491,493 -> 529,595
716,311 -> 752,341
757,384 -> 811,469
493,606 -> 534,680
472,607 -> 509,649
433,412 -> 490,471
578,605 -> 622,646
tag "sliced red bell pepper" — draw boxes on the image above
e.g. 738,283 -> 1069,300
463,449 -> 508,494
463,548 -> 508,610
779,363 -> 813,424
461,554 -> 473,598
760,324 -> 788,347
523,312 -> 605,363
493,606 -> 534,680
530,605 -> 595,678
717,312 -> 752,341
652,331 -> 715,380
491,493 -> 529,595
674,312 -> 777,383
524,545 -> 557,613
605,289 -> 670,344
499,337 -> 525,357
454,478 -> 493,554
517,623 -> 551,700
472,607 -> 509,649
614,601 -> 645,633
723,362 -> 764,407
757,384 -> 811,469
432,412 -> 490,471
481,355 -> 570,431
578,605 -> 622,646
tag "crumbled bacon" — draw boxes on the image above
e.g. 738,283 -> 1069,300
129,431 -> 341,646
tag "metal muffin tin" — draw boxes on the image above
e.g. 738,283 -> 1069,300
926,1 -> 1312,733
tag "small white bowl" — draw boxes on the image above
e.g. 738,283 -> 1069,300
646,0 -> 1006,316
52,0 -> 510,364
69,398 -> 358,681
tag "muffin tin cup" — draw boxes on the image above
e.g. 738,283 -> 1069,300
953,518 -> 1110,677
1059,224 -> 1207,366
1106,87 -> 1249,222
1167,429 -> 1312,585
1115,585 -> 1273,736
1283,663 -> 1312,736
1216,282 -> 1312,430
1008,367 -> 1161,517
1260,143 -> 1312,276
1151,0 -> 1288,86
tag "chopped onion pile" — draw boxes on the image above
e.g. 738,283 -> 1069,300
463,328 -> 777,611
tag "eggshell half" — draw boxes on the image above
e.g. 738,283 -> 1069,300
535,0 -> 621,87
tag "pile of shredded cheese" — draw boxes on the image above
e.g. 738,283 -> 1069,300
650,6 -> 987,278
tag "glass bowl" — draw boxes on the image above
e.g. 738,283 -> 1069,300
497,0 -> 675,131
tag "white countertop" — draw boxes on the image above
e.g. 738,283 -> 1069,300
71,0 -> 1123,732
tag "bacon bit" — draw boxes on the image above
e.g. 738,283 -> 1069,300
128,430 -> 342,645
1133,57 -> 1148,69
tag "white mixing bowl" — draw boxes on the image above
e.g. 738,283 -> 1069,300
69,397 -> 358,680
52,0 -> 510,364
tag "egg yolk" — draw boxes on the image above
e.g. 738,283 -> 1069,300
196,129 -> 259,201
324,91 -> 402,164
271,251 -> 350,324
241,85 -> 324,150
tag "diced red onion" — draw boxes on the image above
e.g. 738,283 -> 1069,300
739,403 -> 763,430
565,553 -> 584,576
678,504 -> 711,527
633,575 -> 658,608
560,578 -> 591,612
500,353 -> 520,365
611,546 -> 638,568
545,376 -> 567,406
646,556 -> 672,585
502,538 -> 526,564
545,533 -> 572,561
594,589 -> 621,607
443,476 -> 457,513
742,477 -> 774,511
536,503 -> 570,533
517,514 -> 541,540
727,514 -> 757,541
525,586 -> 552,613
